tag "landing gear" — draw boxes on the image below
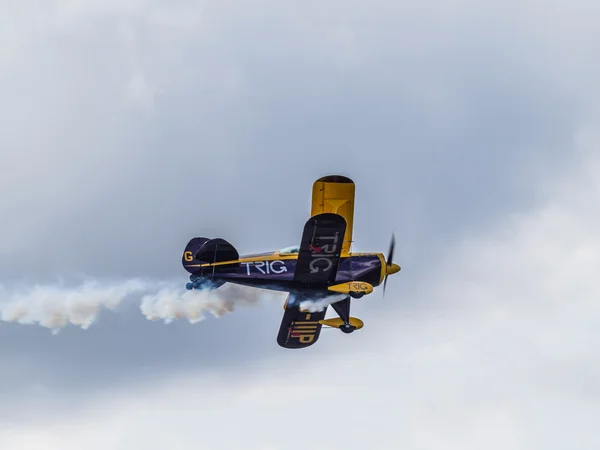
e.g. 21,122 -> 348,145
340,323 -> 356,334
331,297 -> 357,333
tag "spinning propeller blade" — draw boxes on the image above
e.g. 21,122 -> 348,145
383,233 -> 400,296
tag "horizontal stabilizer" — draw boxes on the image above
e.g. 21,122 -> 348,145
195,238 -> 239,264
182,237 -> 239,273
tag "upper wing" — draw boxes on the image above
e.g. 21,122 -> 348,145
277,294 -> 329,349
311,175 -> 355,255
293,212 -> 346,285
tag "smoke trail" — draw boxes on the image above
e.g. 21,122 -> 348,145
0,279 -> 148,332
298,293 -> 347,313
139,284 -> 276,323
0,279 -> 281,332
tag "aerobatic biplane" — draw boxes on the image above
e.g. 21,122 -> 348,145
182,175 -> 400,349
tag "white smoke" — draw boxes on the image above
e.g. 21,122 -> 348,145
298,293 -> 348,312
0,279 -> 282,332
139,284 -> 273,323
0,279 -> 148,332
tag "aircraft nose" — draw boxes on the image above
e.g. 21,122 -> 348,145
386,263 -> 400,275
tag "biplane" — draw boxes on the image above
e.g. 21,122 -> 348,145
181,175 -> 400,349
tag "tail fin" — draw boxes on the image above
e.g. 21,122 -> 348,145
182,237 -> 240,273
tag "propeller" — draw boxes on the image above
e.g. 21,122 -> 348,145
383,233 -> 400,296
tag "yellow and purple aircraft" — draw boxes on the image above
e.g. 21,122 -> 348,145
182,175 -> 400,349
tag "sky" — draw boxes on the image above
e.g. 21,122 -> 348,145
1,1 -> 599,449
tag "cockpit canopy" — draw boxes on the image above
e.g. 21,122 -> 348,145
278,245 -> 300,255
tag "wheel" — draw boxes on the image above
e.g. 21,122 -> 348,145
350,292 -> 364,299
185,282 -> 194,290
340,324 -> 356,334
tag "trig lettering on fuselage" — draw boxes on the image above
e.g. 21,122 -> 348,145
242,260 -> 288,275
308,232 -> 340,274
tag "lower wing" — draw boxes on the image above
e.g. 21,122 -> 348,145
277,293 -> 329,349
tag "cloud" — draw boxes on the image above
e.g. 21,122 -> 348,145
1,0 -> 596,282
2,122 -> 599,450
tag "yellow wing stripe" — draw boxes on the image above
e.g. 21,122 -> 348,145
185,253 -> 299,268
186,252 -> 380,269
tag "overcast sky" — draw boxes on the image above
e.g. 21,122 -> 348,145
1,1 -> 599,449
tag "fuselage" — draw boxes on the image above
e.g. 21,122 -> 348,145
188,251 -> 387,294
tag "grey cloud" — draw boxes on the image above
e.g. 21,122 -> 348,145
2,1 -> 593,277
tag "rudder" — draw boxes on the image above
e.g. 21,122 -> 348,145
182,237 -> 210,272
